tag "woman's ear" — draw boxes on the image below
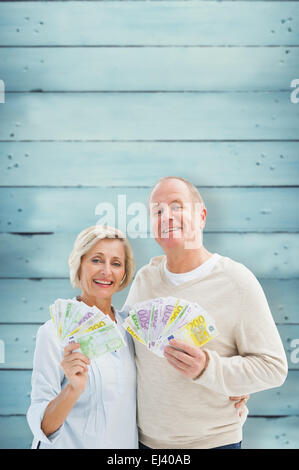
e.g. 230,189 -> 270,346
120,273 -> 127,285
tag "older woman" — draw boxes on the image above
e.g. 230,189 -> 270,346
27,225 -> 137,449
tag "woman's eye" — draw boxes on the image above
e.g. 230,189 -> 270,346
113,262 -> 121,267
91,258 -> 102,263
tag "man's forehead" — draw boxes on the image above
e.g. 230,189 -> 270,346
150,181 -> 191,204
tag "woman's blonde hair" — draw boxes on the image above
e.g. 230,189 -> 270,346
68,225 -> 135,292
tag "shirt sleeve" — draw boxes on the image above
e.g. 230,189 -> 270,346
26,320 -> 65,445
193,267 -> 288,396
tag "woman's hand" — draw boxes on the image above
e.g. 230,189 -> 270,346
60,342 -> 90,395
230,395 -> 250,416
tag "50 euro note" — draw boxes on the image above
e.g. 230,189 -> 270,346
122,315 -> 147,346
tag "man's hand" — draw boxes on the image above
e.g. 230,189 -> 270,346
164,338 -> 208,379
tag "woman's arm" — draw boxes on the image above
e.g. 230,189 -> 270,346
41,383 -> 82,436
41,342 -> 90,437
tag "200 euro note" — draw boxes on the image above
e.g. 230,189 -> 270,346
69,323 -> 127,360
166,312 -> 218,349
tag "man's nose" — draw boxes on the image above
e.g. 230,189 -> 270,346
161,205 -> 173,222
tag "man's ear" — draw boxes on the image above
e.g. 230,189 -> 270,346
200,208 -> 207,230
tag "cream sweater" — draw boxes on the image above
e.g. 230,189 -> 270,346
124,254 -> 288,449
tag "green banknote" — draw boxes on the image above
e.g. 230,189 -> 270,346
76,324 -> 126,359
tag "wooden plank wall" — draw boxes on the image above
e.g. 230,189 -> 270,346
0,1 -> 299,449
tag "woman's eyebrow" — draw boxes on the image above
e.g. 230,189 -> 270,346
93,252 -> 122,260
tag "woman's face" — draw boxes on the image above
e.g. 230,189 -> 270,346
79,238 -> 126,302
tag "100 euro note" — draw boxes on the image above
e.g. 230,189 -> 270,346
71,323 -> 127,360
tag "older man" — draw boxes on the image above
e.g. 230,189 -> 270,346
124,176 -> 288,449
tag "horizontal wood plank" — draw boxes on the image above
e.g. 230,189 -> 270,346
1,142 -> 299,187
1,370 -> 298,416
0,233 -> 298,278
0,278 -> 298,324
0,416 -> 33,449
0,2 -> 298,46
1,187 -> 298,233
243,416 -> 299,449
0,323 -> 298,370
1,46 -> 298,91
0,92 -> 298,141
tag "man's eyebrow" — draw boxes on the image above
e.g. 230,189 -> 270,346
151,199 -> 183,206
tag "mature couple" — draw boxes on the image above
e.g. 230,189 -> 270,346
27,176 -> 288,449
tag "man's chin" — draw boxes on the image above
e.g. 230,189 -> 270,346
155,232 -> 203,251
156,235 -> 185,250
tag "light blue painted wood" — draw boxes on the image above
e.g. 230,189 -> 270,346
0,279 -> 127,323
1,0 -> 298,452
0,417 -> 33,449
1,46 -> 298,91
0,370 -> 32,415
1,187 -> 298,233
248,371 -> 299,416
1,370 -> 298,416
1,142 -> 298,187
0,2 -> 298,46
1,278 -> 297,324
0,324 -> 297,370
1,92 -> 298,141
0,233 -> 298,278
243,416 -> 299,449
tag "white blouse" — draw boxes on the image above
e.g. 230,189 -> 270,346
26,308 -> 138,449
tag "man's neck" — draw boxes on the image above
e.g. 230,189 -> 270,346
165,246 -> 213,274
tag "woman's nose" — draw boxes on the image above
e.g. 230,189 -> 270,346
98,262 -> 112,277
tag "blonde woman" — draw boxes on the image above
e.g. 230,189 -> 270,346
27,225 -> 137,449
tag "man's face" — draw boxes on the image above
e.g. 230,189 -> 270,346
149,179 -> 206,251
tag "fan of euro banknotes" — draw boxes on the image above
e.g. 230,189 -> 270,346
123,296 -> 218,357
50,298 -> 126,359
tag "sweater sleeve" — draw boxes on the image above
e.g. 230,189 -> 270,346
26,320 -> 66,445
193,267 -> 288,396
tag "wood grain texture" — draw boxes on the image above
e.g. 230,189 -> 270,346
1,0 -> 298,450
1,142 -> 298,187
1,46 -> 298,91
0,2 -> 298,46
1,187 -> 298,233
0,232 -> 298,278
1,92 -> 298,141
